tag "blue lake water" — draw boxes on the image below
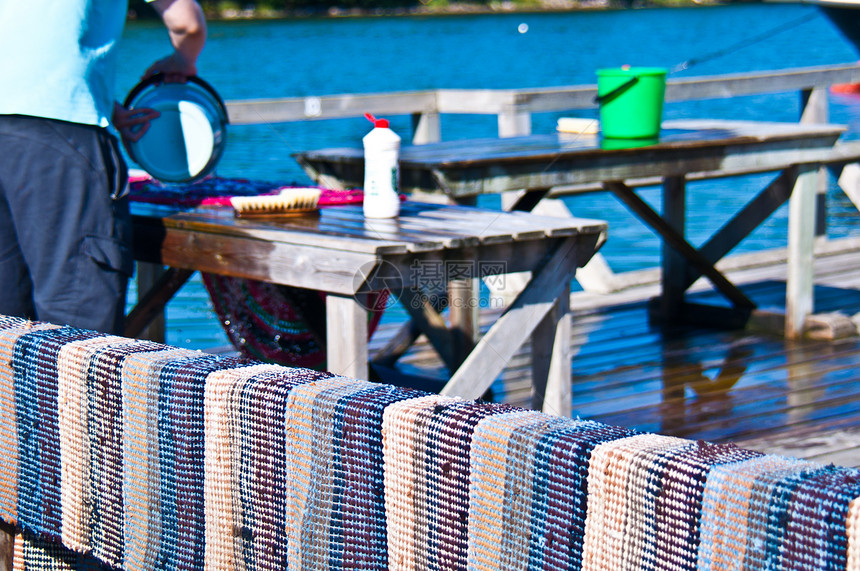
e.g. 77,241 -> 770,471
118,4 -> 860,349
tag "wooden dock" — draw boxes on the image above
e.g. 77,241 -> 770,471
369,236 -> 860,467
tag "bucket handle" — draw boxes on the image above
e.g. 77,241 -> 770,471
594,76 -> 639,105
123,73 -> 229,124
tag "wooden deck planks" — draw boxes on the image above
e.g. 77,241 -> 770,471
369,236 -> 860,467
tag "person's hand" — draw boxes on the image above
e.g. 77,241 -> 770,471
143,51 -> 197,83
113,102 -> 160,143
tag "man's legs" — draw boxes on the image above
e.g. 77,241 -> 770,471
0,115 -> 133,334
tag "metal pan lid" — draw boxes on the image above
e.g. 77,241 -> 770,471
123,75 -> 228,184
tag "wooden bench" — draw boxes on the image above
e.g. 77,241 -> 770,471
0,314 -> 858,570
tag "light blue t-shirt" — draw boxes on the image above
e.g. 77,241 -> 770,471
0,1 -> 152,128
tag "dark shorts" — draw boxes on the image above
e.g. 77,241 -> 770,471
0,115 -> 133,334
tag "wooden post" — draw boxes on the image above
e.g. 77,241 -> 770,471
411,111 -> 441,144
326,293 -> 369,380
497,107 -> 531,138
786,164 -> 818,339
800,87 -> 830,240
661,175 -> 687,321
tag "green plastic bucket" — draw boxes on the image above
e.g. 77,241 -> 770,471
596,67 -> 667,140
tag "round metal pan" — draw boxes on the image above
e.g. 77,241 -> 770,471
123,74 -> 228,183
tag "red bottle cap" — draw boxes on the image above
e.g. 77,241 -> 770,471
365,112 -> 389,128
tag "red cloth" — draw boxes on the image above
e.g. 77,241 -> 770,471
129,174 -> 365,207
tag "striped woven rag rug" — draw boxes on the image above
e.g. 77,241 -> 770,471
0,315 -> 859,571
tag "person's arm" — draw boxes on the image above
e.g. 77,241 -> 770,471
144,0 -> 207,81
115,0 -> 206,143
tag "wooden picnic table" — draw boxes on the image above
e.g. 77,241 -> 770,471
129,199 -> 607,413
294,119 -> 848,337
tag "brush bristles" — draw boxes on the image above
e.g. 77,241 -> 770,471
230,188 -> 322,217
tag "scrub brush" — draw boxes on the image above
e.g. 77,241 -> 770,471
230,187 -> 322,218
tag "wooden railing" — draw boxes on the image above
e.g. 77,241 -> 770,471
224,62 -> 860,142
6,313 -> 860,570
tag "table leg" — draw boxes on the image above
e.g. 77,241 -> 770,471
125,266 -> 194,340
501,188 -> 551,212
605,180 -> 755,313
661,176 -> 687,321
682,170 -> 795,291
448,278 -> 479,367
531,281 -> 572,417
133,263 -> 166,341
441,237 -> 579,402
786,164 -> 818,339
326,293 -> 369,380
397,287 -> 458,371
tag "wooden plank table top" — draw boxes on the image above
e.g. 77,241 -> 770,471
130,199 -> 607,409
293,119 -> 846,198
132,201 -> 606,292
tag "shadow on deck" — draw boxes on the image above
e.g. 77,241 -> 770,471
370,239 -> 860,467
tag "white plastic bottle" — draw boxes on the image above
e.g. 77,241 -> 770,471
362,113 -> 401,218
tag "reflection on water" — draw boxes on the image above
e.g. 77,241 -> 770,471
650,282 -> 860,437
785,340 -> 830,423
659,334 -> 754,435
